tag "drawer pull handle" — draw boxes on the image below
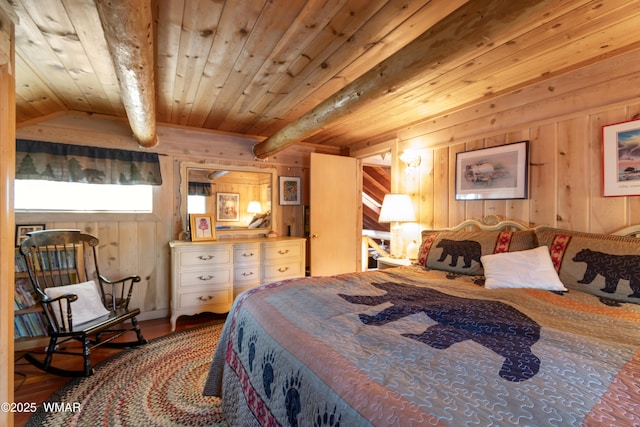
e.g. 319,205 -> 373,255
278,249 -> 289,255
197,275 -> 214,281
197,295 -> 214,301
242,252 -> 254,257
197,255 -> 214,260
278,267 -> 289,272
242,272 -> 254,276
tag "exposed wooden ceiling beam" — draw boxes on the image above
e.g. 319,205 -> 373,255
95,0 -> 158,148
252,0 -> 551,159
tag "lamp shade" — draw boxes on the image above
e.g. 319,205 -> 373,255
247,201 -> 262,214
378,193 -> 416,223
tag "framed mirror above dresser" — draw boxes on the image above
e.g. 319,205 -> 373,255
173,162 -> 305,329
179,161 -> 279,238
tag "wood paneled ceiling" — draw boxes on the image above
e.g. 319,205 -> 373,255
8,0 -> 640,156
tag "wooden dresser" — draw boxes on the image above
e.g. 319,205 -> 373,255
169,237 -> 305,330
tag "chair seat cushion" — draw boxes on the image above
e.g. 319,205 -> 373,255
44,280 -> 110,328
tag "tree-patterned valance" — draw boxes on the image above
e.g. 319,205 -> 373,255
188,182 -> 213,196
16,139 -> 162,185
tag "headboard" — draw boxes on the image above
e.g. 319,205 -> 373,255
612,224 -> 640,238
450,216 -> 640,237
448,215 -> 531,232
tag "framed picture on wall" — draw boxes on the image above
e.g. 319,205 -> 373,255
455,141 -> 529,200
190,214 -> 216,241
15,224 -> 45,247
217,193 -> 240,221
602,118 -> 640,197
279,176 -> 301,205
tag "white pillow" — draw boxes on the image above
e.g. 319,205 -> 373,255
481,246 -> 568,291
44,280 -> 111,328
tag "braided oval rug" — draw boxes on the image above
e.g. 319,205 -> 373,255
26,322 -> 227,427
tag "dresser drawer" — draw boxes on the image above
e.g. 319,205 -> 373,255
263,242 -> 303,261
262,260 -> 303,282
179,268 -> 232,288
233,244 -> 261,265
234,266 -> 260,285
178,289 -> 232,309
170,238 -> 305,331
178,246 -> 232,267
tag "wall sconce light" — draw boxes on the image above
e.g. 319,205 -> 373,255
400,151 -> 421,169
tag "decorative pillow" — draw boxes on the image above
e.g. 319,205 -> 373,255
44,280 -> 110,328
535,226 -> 640,304
481,246 -> 567,291
416,229 -> 537,275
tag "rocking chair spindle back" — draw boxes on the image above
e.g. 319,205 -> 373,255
19,229 -> 147,377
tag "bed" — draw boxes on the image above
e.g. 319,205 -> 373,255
203,218 -> 640,426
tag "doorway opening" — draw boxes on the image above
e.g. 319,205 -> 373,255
361,153 -> 391,269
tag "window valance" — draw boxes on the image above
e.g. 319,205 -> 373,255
188,182 -> 213,196
16,139 -> 162,185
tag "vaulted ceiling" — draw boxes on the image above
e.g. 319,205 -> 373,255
8,0 -> 640,157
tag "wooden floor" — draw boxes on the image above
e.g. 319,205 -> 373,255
12,312 -> 227,427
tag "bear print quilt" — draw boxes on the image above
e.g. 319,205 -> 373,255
203,266 -> 640,427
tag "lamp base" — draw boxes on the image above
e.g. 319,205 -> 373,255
389,222 -> 404,259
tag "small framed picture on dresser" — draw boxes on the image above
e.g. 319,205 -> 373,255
190,214 -> 216,241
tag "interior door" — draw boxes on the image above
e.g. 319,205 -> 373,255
310,153 -> 361,275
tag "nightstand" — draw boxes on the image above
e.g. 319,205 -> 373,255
377,257 -> 412,269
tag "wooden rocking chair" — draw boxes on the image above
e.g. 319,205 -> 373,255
19,229 -> 147,376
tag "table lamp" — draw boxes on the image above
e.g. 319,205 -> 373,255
247,201 -> 262,215
378,193 -> 416,258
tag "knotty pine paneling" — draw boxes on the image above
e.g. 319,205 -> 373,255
528,124 -> 556,228
556,117 -> 589,231
396,55 -> 640,235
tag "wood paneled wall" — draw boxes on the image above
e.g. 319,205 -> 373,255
15,115 -> 323,320
0,5 -> 16,425
394,49 -> 640,236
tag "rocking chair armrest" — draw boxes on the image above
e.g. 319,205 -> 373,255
99,274 -> 141,310
41,292 -> 79,305
99,274 -> 142,287
40,293 -> 78,332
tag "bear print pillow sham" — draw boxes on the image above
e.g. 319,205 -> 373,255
416,229 -> 537,276
535,226 -> 640,304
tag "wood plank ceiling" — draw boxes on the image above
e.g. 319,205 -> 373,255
8,0 -> 640,155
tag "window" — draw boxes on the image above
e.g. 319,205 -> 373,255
187,195 -> 206,214
15,140 -> 161,213
15,180 -> 153,212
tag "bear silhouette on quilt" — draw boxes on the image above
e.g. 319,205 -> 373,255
339,282 -> 541,382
